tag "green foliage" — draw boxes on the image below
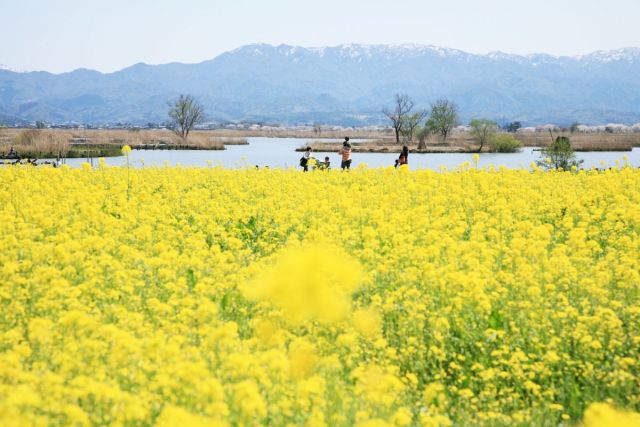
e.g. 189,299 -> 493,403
490,133 -> 523,153
400,112 -> 426,142
426,99 -> 458,142
469,119 -> 498,152
504,121 -> 522,133
537,136 -> 583,171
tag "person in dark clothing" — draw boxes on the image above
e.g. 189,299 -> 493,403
396,145 -> 409,167
301,146 -> 313,172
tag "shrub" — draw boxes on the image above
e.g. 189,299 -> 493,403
537,136 -> 583,171
490,133 -> 522,152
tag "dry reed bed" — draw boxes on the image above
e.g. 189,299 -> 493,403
0,129 -> 251,156
304,132 -> 640,153
515,132 -> 639,151
300,140 -> 480,153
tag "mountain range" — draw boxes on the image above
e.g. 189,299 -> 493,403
1,43 -> 640,126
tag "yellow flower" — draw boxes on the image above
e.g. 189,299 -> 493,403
392,407 -> 413,426
156,405 -> 227,427
353,308 -> 381,338
243,244 -> 363,324
583,402 -> 640,427
1,164 -> 639,425
232,380 -> 267,419
288,338 -> 318,380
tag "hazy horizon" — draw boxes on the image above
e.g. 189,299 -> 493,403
2,0 -> 639,73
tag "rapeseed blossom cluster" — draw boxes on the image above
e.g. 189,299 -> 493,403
0,164 -> 639,426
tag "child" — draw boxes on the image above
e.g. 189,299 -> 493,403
319,156 -> 331,170
340,138 -> 352,170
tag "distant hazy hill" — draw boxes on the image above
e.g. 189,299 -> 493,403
1,44 -> 640,125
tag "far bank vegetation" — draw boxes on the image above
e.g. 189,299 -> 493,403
0,94 -> 249,159
373,93 -> 638,153
0,128 -> 248,159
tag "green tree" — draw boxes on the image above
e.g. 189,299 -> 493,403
401,111 -> 427,142
504,121 -> 522,133
35,120 -> 47,129
426,99 -> 458,142
168,94 -> 206,140
469,119 -> 498,153
537,136 -> 583,170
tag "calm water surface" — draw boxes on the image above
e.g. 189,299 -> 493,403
61,137 -> 640,170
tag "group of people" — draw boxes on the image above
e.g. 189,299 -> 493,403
301,137 -> 354,172
300,137 -> 409,171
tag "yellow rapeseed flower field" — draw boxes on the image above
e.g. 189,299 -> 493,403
0,164 -> 639,426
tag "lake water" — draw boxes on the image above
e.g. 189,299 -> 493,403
60,137 -> 640,170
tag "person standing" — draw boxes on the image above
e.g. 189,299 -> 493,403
397,145 -> 409,167
340,137 -> 352,170
301,146 -> 312,172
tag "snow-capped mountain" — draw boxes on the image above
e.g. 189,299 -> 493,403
1,44 -> 639,125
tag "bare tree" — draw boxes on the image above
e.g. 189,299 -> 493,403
383,94 -> 414,143
401,111 -> 427,142
426,99 -> 459,142
168,94 -> 205,140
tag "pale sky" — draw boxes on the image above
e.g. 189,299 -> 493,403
1,0 -> 639,73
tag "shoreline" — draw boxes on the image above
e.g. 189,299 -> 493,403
295,144 -> 483,154
1,128 -> 638,158
297,138 -> 635,154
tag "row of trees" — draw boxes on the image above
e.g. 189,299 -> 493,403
382,94 -> 529,151
383,95 -> 459,145
172,92 -> 507,147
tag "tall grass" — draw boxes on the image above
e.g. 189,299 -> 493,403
1,129 -> 71,158
0,129 -> 231,157
515,132 -> 637,151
